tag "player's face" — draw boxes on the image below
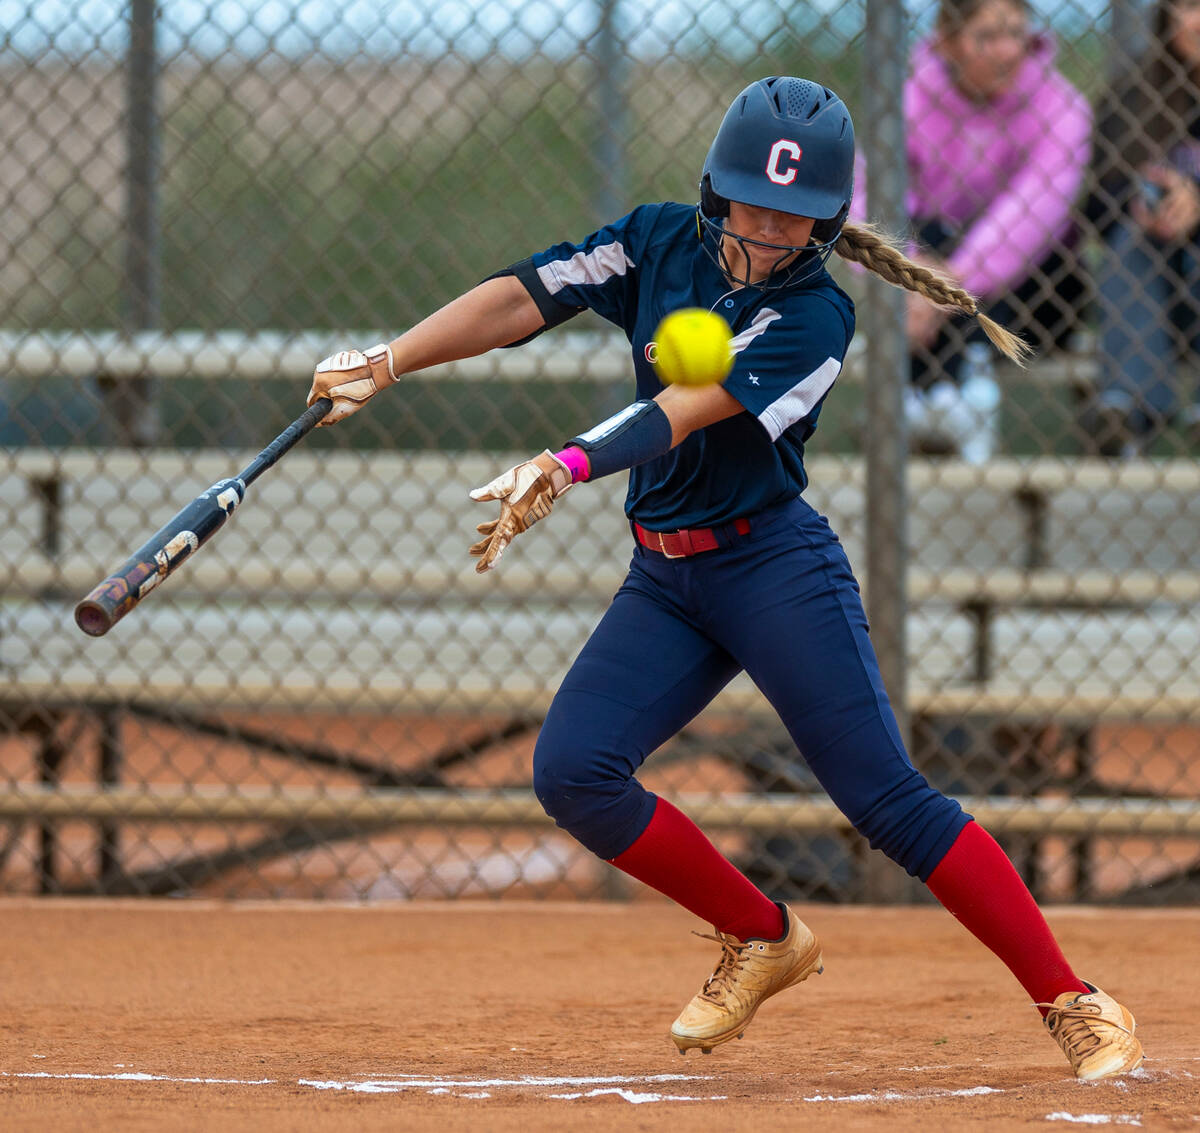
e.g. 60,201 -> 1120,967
941,0 -> 1031,101
1168,0 -> 1200,68
722,202 -> 816,284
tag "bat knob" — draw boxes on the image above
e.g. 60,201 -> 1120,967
75,600 -> 114,637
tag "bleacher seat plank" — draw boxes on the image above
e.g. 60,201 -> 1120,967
6,665 -> 1198,723
0,783 -> 1195,837
11,560 -> 1200,612
4,447 -> 1199,730
9,447 -> 1200,493
918,568 -> 1200,606
7,449 -> 1200,589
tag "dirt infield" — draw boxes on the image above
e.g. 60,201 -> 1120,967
0,901 -> 1195,1131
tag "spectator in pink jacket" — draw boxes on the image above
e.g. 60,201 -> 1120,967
853,0 -> 1091,458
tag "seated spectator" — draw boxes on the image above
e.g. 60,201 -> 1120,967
1083,0 -> 1200,457
852,0 -> 1091,459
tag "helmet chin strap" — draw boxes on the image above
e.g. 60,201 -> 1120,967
700,213 -> 837,290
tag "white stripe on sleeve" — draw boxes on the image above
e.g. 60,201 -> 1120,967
729,307 -> 782,354
574,401 -> 645,443
537,241 -> 634,296
757,357 -> 842,441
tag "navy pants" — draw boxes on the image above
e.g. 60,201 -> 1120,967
533,495 -> 969,881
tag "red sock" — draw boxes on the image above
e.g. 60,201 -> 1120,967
926,820 -> 1089,1011
608,797 -> 784,941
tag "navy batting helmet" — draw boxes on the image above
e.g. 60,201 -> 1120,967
700,77 -> 855,248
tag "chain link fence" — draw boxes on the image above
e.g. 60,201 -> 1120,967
1,0 -> 1198,903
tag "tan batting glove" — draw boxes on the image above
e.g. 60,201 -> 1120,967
307,343 -> 397,425
468,450 -> 573,573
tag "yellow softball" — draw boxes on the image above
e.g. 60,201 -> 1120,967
652,308 -> 734,387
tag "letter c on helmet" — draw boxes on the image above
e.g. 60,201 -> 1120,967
765,139 -> 802,185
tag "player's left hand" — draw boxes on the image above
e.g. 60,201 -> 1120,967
307,343 -> 397,425
469,450 -> 572,573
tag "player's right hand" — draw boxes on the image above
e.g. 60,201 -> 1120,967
307,343 -> 397,425
468,450 -> 572,573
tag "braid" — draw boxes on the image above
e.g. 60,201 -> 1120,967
834,221 -> 1031,365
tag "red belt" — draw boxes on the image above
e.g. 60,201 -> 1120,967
634,517 -> 752,559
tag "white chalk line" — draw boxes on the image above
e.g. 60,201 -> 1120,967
4,1071 -> 275,1086
798,1063 -> 1195,1108
0,1070 -> 1018,1107
1,1068 -> 1003,1104
298,1072 -> 728,1101
803,1085 -> 1005,1103
2,1068 -> 726,1104
1045,1115 -> 1142,1126
4,1062 -> 1195,1111
549,1088 -> 728,1104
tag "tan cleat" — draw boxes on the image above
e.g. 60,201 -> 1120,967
670,904 -> 822,1055
1041,982 -> 1144,1080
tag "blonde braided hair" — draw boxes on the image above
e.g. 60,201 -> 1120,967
834,221 -> 1032,366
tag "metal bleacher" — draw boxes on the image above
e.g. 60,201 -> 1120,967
3,448 -> 1199,838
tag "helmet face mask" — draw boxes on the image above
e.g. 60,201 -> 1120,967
698,76 -> 854,289
704,209 -> 830,291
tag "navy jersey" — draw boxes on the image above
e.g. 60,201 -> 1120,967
521,201 -> 855,529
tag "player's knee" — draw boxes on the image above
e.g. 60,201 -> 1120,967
531,758 -> 580,825
532,727 -> 573,816
532,757 -> 614,828
532,740 -> 641,855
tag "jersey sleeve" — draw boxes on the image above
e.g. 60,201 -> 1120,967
521,205 -> 660,328
722,293 -> 853,442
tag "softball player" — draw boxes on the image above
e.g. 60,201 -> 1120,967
309,76 -> 1142,1080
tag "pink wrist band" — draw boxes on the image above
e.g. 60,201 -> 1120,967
554,445 -> 591,483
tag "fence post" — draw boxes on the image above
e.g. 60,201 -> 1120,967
592,0 -> 628,225
862,0 -> 919,902
107,0 -> 161,446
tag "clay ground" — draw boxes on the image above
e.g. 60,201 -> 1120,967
0,901 -> 1195,1131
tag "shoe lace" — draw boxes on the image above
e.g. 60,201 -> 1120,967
1039,999 -> 1131,1062
693,931 -> 748,1003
